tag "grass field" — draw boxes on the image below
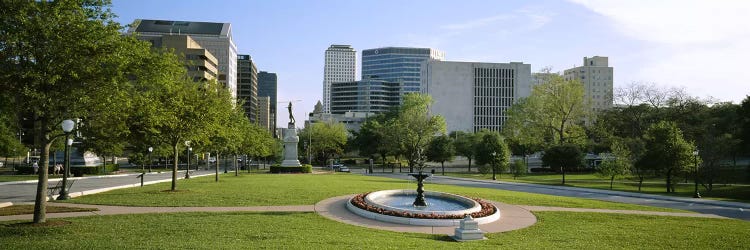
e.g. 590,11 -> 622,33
0,211 -> 747,249
62,173 -> 684,212
446,172 -> 750,203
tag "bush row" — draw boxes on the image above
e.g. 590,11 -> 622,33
14,164 -> 119,176
269,164 -> 312,173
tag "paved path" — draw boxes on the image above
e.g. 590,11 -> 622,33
0,170 -> 216,203
369,173 -> 750,221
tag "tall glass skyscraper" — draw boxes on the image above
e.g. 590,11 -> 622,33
361,47 -> 444,93
258,71 -> 278,137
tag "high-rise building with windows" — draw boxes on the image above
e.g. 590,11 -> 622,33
563,56 -> 614,112
136,35 -> 218,82
362,47 -> 444,93
257,96 -> 271,131
258,71 -> 278,136
323,45 -> 356,113
330,79 -> 402,114
422,61 -> 532,133
237,54 -> 258,122
129,19 -> 238,98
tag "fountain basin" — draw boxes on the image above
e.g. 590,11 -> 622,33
365,190 -> 481,216
347,190 -> 501,226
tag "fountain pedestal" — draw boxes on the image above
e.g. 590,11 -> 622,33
409,172 -> 431,206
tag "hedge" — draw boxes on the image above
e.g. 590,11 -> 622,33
71,164 -> 120,177
269,164 -> 312,173
14,164 -> 119,176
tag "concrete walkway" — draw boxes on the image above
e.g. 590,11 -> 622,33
369,173 -> 750,221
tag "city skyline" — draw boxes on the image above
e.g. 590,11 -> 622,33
111,0 -> 750,127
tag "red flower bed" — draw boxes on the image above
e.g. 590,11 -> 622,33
350,192 -> 496,219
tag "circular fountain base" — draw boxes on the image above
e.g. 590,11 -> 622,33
347,190 -> 500,226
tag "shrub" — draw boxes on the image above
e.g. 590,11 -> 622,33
269,164 -> 312,173
511,159 -> 527,178
530,167 -> 556,173
71,164 -> 119,177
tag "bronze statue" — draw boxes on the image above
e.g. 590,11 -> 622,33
288,101 -> 295,125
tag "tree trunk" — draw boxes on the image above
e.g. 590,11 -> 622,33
234,154 -> 239,176
468,158 -> 472,172
171,143 -> 178,191
33,138 -> 53,224
666,169 -> 672,193
610,176 -> 615,190
215,152 -> 220,182
561,166 -> 566,185
638,176 -> 643,192
441,161 -> 445,175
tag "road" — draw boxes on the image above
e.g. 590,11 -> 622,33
0,170 -> 215,203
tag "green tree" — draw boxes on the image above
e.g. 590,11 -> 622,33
451,131 -> 478,172
474,130 -> 510,180
504,75 -> 589,147
597,140 -> 632,189
739,96 -> 750,156
299,121 -> 347,166
394,93 -> 446,173
426,134 -> 455,175
640,121 -> 697,193
542,144 -> 583,185
352,112 -> 399,166
0,0 -> 150,223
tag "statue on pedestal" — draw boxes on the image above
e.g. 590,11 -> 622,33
281,101 -> 301,167
288,101 -> 295,126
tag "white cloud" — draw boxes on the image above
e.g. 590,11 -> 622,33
571,0 -> 750,102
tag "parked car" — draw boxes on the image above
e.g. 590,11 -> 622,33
338,166 -> 350,173
208,157 -> 216,163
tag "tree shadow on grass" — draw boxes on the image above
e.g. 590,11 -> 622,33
5,220 -> 72,228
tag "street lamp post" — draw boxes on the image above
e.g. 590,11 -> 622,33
185,146 -> 192,179
148,147 -> 153,173
57,119 -> 75,200
693,149 -> 701,198
491,151 -> 497,180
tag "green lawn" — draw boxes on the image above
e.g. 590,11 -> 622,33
63,173 -> 683,212
0,211 -> 746,249
0,175 -> 40,182
446,172 -> 750,203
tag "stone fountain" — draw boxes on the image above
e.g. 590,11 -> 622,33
346,149 -> 500,226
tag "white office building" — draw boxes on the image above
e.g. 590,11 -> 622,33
323,45 -> 356,113
563,56 -> 614,112
129,19 -> 239,98
421,61 -> 532,133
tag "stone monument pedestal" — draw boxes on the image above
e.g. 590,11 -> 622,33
281,123 -> 302,167
452,215 -> 486,241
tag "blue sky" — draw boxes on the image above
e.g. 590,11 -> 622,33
111,0 -> 750,127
